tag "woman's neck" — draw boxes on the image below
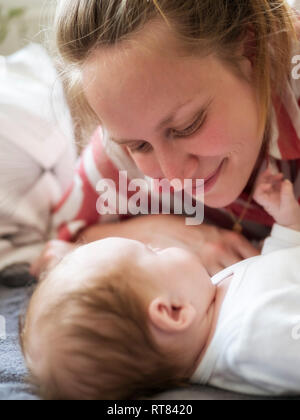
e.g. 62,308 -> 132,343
243,138 -> 269,196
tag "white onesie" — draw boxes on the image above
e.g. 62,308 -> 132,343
191,224 -> 300,396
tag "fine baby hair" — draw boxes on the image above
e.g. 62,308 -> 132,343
20,256 -> 192,400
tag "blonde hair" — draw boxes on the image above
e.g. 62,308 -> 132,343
20,260 -> 192,400
54,0 -> 297,144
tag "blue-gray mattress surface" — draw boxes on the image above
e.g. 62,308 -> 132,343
0,285 -> 39,400
1,284 -> 298,401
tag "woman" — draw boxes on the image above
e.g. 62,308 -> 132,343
34,0 -> 300,277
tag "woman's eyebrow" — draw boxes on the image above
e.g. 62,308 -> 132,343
110,97 -> 202,145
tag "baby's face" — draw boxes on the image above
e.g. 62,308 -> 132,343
36,238 -> 214,320
25,238 -> 216,385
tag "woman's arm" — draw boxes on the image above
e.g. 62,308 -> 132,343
33,215 -> 259,278
52,128 -> 131,242
79,215 -> 259,276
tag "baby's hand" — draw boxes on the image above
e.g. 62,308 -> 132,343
30,240 -> 77,280
253,168 -> 300,229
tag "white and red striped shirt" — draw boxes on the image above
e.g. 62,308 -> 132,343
52,13 -> 300,243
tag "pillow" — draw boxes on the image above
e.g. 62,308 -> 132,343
0,43 -> 76,272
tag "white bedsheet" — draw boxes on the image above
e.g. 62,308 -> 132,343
0,43 -> 76,270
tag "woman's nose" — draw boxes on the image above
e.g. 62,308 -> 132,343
157,148 -> 199,183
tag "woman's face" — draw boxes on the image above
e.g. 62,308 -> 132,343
82,23 -> 263,208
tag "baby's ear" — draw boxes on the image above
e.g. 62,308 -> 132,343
148,297 -> 196,334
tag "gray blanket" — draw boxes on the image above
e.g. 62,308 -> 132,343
0,284 -> 298,401
0,285 -> 39,400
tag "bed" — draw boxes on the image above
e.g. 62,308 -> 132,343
1,42 -> 300,401
0,283 -> 39,400
1,282 -> 299,401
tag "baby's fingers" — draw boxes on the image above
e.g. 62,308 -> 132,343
30,255 -> 45,278
259,184 -> 273,193
256,169 -> 283,186
30,251 -> 53,278
280,179 -> 296,204
253,183 -> 272,202
281,179 -> 294,194
30,241 -> 59,278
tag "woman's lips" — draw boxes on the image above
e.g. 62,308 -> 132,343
193,159 -> 226,195
203,163 -> 223,183
155,158 -> 226,194
204,159 -> 226,193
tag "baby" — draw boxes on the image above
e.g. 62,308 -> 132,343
20,168 -> 300,400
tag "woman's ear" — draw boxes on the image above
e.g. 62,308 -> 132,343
148,297 -> 196,334
233,25 -> 256,81
241,26 -> 256,70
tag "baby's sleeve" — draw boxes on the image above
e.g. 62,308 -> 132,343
261,224 -> 300,255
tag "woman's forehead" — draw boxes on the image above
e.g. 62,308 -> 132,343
83,45 -> 217,136
82,18 -> 218,97
85,38 -> 215,84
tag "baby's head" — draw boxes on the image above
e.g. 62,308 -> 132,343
20,238 -> 215,400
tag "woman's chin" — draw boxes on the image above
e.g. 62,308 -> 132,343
204,186 -> 241,209
203,159 -> 247,209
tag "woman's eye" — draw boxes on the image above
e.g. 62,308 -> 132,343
173,113 -> 206,138
129,142 -> 152,154
128,113 -> 206,154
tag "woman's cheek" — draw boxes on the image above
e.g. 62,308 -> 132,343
192,129 -> 233,157
190,114 -> 234,156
